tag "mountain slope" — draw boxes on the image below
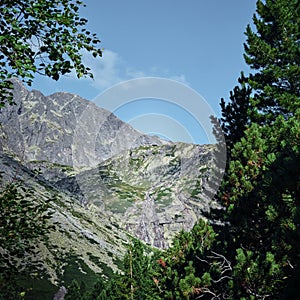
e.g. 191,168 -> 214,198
0,153 -> 129,286
0,78 -> 165,177
75,142 -> 220,248
0,80 -> 223,297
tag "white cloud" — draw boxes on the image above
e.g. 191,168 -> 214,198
81,49 -> 189,91
82,49 -> 124,89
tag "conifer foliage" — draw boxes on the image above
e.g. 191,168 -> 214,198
220,0 -> 300,298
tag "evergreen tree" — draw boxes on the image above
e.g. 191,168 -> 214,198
244,0 -> 300,123
88,239 -> 160,300
65,280 -> 80,300
218,0 -> 300,298
220,72 -> 253,152
122,240 -> 158,299
153,220 -> 231,299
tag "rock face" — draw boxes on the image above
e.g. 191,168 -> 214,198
77,143 -> 220,248
0,78 -> 164,180
0,79 -> 222,254
53,286 -> 67,300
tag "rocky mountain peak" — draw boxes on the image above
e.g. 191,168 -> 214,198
0,79 -> 165,169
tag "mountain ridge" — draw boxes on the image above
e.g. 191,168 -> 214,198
0,80 -> 222,294
0,78 -> 166,168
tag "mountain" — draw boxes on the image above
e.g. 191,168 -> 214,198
0,152 -> 129,297
0,79 -> 221,294
76,142 -> 219,248
0,78 -> 164,176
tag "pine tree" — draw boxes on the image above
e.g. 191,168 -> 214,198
220,72 -> 253,152
218,0 -> 300,298
65,280 -> 87,300
121,239 -> 160,300
153,220 -> 231,299
244,0 -> 300,123
88,239 -> 160,300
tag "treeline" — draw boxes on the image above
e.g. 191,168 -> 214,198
67,0 -> 300,298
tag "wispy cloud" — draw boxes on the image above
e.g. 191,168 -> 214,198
81,49 -> 189,91
169,74 -> 188,84
81,50 -> 123,89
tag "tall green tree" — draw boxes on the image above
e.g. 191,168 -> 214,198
0,0 -> 102,107
244,0 -> 300,123
86,239 -> 160,300
122,239 -> 159,300
219,0 -> 300,298
220,72 -> 253,152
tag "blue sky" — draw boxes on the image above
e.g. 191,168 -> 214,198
31,1 -> 257,144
